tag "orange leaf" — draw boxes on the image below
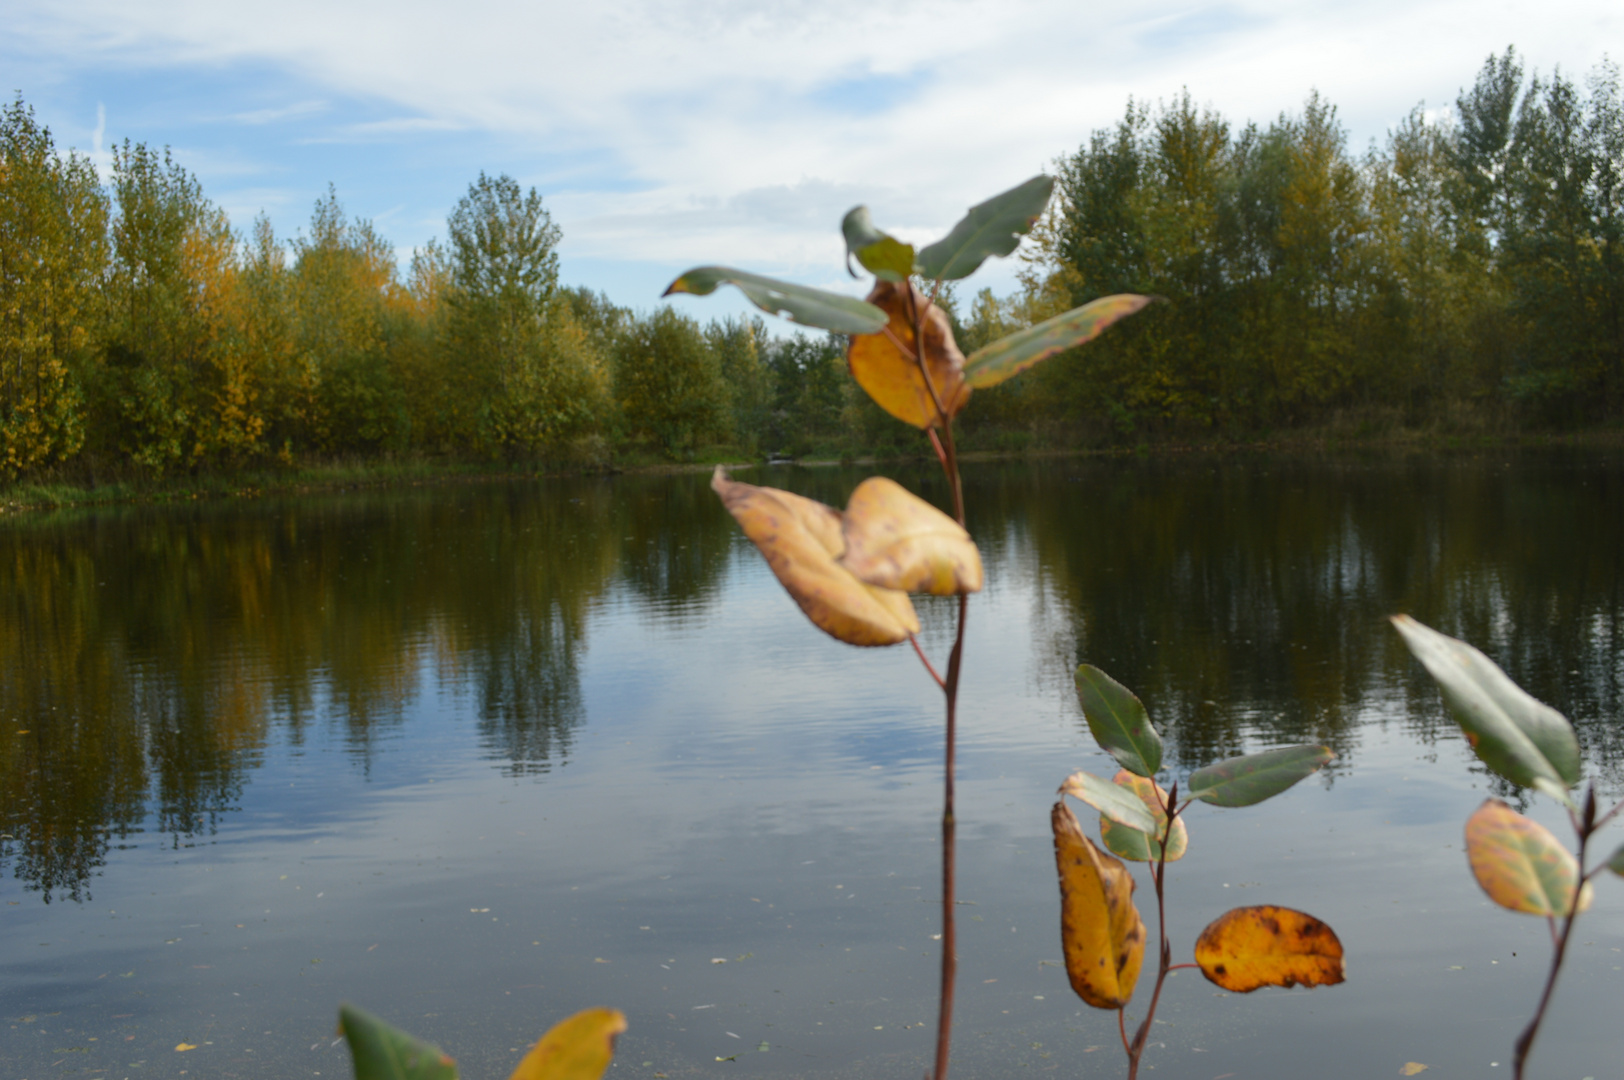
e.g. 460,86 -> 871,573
1052,800 -> 1145,1009
1194,905 -> 1345,993
846,280 -> 969,429
839,477 -> 982,595
1400,1064 -> 1429,1076
1099,770 -> 1188,863
1464,798 -> 1591,916
508,1008 -> 627,1080
711,469 -> 919,646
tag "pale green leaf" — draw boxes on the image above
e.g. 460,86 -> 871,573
916,176 -> 1053,281
663,266 -> 886,335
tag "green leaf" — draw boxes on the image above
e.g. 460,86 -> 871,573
915,175 -> 1053,281
1609,840 -> 1624,878
841,206 -> 916,282
663,266 -> 887,335
339,1004 -> 459,1080
1187,745 -> 1334,807
963,295 -> 1153,389
1098,771 -> 1188,863
1074,665 -> 1162,777
1059,769 -> 1158,834
1390,615 -> 1581,801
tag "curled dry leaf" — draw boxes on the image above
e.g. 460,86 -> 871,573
846,280 -> 969,429
508,1008 -> 628,1080
1099,770 -> 1188,863
1464,798 -> 1592,917
1052,800 -> 1145,1009
1194,906 -> 1345,993
712,469 -> 918,646
839,477 -> 982,595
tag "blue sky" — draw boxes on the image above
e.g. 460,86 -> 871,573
4,0 -> 1619,324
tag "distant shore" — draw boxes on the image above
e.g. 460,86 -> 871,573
5,424 -> 1622,517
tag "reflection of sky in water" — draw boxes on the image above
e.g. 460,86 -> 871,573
2,453 -> 1623,1079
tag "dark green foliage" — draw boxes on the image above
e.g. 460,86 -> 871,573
614,308 -> 731,457
1036,54 -> 1624,435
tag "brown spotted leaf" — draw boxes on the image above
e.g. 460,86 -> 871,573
1194,906 -> 1345,993
711,468 -> 918,646
1099,770 -> 1188,863
838,477 -> 982,595
1052,800 -> 1145,1009
1464,798 -> 1592,916
507,1008 -> 627,1080
846,280 -> 969,429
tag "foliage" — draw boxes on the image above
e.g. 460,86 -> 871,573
1028,53 -> 1624,435
1056,665 -> 1340,1078
668,173 -> 1146,1080
0,96 -> 106,477
4,49 -> 1621,486
339,1004 -> 625,1080
1392,615 -> 1624,1080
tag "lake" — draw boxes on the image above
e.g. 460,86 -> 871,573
3,450 -> 1622,1080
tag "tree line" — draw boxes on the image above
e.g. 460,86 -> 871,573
0,98 -> 869,479
3,47 -> 1621,481
991,48 -> 1624,438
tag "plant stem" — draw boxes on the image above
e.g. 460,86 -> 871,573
1125,790 -> 1180,1080
905,281 -> 968,1080
1511,784 -> 1597,1080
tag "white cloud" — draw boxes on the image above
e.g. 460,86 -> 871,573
5,0 -> 1619,304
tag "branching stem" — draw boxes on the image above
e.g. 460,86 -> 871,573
1512,782 -> 1600,1080
1124,784 -> 1181,1080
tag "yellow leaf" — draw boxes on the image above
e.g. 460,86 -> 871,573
175,1043 -> 197,1052
839,477 -> 982,596
1099,770 -> 1188,863
1194,905 -> 1345,993
846,280 -> 969,429
1464,798 -> 1592,916
507,1008 -> 627,1080
1400,1064 -> 1428,1076
1052,800 -> 1145,1009
711,469 -> 919,646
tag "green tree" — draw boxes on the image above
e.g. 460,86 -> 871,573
0,96 -> 107,476
287,187 -> 405,451
614,308 -> 730,457
446,173 -> 606,456
102,141 -> 234,471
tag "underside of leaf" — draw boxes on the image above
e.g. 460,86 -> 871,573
838,477 -> 982,595
711,468 -> 918,646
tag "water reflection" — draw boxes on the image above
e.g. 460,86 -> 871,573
2,451 -> 1622,904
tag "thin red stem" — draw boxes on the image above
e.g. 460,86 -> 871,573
1125,786 -> 1180,1080
1512,783 -> 1598,1080
910,633 -> 946,690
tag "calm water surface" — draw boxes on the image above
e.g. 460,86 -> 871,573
3,452 -> 1623,1080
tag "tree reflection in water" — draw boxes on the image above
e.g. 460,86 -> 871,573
2,450 -> 1621,901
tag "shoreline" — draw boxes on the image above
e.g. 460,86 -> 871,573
4,426 -> 1622,517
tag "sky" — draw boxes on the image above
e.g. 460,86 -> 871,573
3,0 -> 1619,325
